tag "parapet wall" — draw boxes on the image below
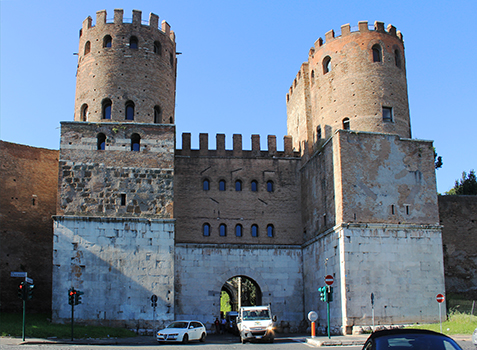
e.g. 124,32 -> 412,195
176,133 -> 300,158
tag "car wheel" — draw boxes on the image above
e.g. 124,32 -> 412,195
182,333 -> 189,344
200,332 -> 206,342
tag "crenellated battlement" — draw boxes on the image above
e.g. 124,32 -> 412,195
79,9 -> 175,43
176,133 -> 300,158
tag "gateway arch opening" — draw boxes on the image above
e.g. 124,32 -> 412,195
220,275 -> 262,314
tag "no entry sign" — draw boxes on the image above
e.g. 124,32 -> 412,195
436,294 -> 445,303
325,275 -> 334,286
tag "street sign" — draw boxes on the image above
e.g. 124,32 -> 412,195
436,294 -> 445,303
26,277 -> 33,284
308,311 -> 318,322
325,275 -> 334,286
11,272 -> 27,278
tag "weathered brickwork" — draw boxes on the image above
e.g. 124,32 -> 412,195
439,196 -> 477,299
0,141 -> 58,313
75,9 -> 176,124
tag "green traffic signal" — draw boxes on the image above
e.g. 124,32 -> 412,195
318,286 -> 327,302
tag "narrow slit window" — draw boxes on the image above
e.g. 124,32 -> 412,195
154,41 -> 162,55
130,36 -> 138,49
81,104 -> 88,121
342,118 -> 350,130
125,101 -> 135,121
267,180 -> 274,192
395,49 -> 401,68
317,126 -> 322,139
372,44 -> 382,63
203,179 -> 210,191
251,180 -> 258,192
219,180 -> 226,191
102,99 -> 112,120
323,56 -> 331,74
84,41 -> 91,55
154,105 -> 162,123
267,224 -> 274,237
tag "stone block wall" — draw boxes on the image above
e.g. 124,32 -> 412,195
52,216 -> 175,328
0,141 -> 58,313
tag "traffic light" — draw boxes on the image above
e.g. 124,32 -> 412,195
318,286 -> 327,302
26,283 -> 34,300
18,282 -> 26,300
327,286 -> 333,302
74,290 -> 84,305
68,288 -> 76,305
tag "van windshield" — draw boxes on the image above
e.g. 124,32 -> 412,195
242,309 -> 270,320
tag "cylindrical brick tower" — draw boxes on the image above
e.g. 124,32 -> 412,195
74,9 -> 176,124
287,21 -> 410,151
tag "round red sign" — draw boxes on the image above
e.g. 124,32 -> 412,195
436,294 -> 445,303
325,275 -> 334,286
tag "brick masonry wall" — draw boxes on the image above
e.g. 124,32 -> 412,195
0,141 -> 58,312
439,195 -> 477,298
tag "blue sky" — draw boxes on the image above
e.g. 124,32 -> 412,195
1,0 -> 475,193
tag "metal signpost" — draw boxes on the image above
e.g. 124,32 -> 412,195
11,272 -> 34,341
308,311 -> 318,338
371,293 -> 375,328
151,294 -> 158,335
436,293 -> 445,333
68,288 -> 84,341
319,275 -> 334,339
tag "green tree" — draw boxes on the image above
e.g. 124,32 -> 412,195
445,170 -> 477,195
434,148 -> 443,169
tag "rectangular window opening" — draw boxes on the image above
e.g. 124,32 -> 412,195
383,106 -> 393,122
120,194 -> 126,206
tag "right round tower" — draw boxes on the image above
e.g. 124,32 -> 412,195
287,21 -> 410,150
74,9 -> 176,124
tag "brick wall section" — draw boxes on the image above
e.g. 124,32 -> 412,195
175,136 -> 302,245
57,122 -> 174,218
0,141 -> 58,312
439,195 -> 477,298
75,9 -> 176,124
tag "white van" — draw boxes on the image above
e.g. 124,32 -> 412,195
236,305 -> 276,343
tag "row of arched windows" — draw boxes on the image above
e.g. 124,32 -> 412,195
83,35 -> 174,66
203,179 -> 274,192
80,101 -> 167,123
203,223 -> 275,237
96,133 -> 140,151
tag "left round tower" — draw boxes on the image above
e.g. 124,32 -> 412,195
74,9 -> 176,124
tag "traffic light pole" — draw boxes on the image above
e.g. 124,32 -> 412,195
71,301 -> 74,341
22,299 -> 26,342
326,298 -> 330,339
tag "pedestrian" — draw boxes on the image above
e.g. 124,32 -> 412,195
221,317 -> 226,334
214,317 -> 220,334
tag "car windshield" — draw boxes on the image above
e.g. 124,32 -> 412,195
375,333 -> 462,350
167,322 -> 189,329
242,309 -> 270,320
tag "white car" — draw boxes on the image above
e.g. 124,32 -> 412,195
157,320 -> 207,343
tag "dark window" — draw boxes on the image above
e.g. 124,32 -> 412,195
125,101 -> 135,121
203,179 -> 210,191
395,49 -> 401,68
103,35 -> 112,48
102,99 -> 112,119
372,44 -> 382,63
235,224 -> 242,237
169,116 -> 173,124
383,106 -> 393,122
154,105 -> 162,123
130,36 -> 138,49
317,126 -> 322,139
323,56 -> 331,74
97,133 -> 106,150
203,223 -> 210,236
154,41 -> 162,55
267,180 -> 274,192
251,224 -> 258,237
219,180 -> 226,191
219,224 -> 227,237
170,53 -> 174,66
81,104 -> 88,121
343,118 -> 350,130
311,70 -> 315,83
267,224 -> 274,237
120,193 -> 126,206
235,180 -> 242,191
131,133 -> 140,152
251,180 -> 258,192
84,41 -> 91,55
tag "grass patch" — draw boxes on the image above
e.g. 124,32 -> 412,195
407,311 -> 477,335
0,313 -> 136,339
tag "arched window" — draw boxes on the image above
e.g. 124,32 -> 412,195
102,99 -> 112,120
154,41 -> 162,55
251,180 -> 258,192
97,133 -> 106,150
131,133 -> 140,152
84,41 -> 91,55
267,224 -> 274,237
219,180 -> 226,191
81,104 -> 88,121
342,118 -> 350,130
323,56 -> 331,74
266,180 -> 274,192
235,180 -> 242,191
125,101 -> 135,121
394,49 -> 401,68
203,223 -> 210,236
103,35 -> 112,48
235,224 -> 243,237
203,179 -> 210,191
251,224 -> 258,237
219,224 -> 227,237
316,126 -> 322,139
130,36 -> 138,49
372,44 -> 382,63
154,105 -> 162,123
